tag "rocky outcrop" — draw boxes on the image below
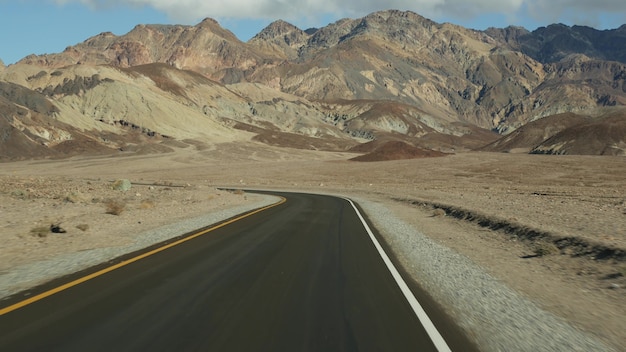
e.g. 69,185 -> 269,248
0,81 -> 58,115
249,20 -> 309,59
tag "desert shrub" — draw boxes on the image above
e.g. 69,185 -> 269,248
76,224 -> 89,232
64,192 -> 82,203
533,241 -> 559,257
111,179 -> 132,192
139,200 -> 156,209
105,199 -> 126,215
30,226 -> 49,237
432,208 -> 446,217
11,189 -> 28,199
233,189 -> 245,195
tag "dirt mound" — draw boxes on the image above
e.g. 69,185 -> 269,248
350,140 -> 447,161
348,138 -> 391,153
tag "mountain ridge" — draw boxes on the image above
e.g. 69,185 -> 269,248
2,9 -> 625,159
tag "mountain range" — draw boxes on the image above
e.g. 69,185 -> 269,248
1,10 -> 625,160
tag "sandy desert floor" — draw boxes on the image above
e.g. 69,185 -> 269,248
1,141 -> 624,349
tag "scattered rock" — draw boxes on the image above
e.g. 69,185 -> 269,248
50,224 -> 66,233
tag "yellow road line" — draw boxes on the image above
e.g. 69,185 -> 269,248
0,196 -> 286,316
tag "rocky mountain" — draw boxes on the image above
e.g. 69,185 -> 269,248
248,20 -> 309,60
485,24 -> 626,64
2,10 -> 625,159
17,18 -> 276,84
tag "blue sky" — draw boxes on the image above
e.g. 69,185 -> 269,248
1,0 -> 625,65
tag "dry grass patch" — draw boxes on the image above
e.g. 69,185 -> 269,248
432,208 -> 446,217
30,225 -> 50,237
64,192 -> 82,203
533,241 -> 560,257
139,200 -> 156,209
105,199 -> 126,215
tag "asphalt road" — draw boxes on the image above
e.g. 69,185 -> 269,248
0,192 -> 473,351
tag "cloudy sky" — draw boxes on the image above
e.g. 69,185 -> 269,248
1,0 -> 625,65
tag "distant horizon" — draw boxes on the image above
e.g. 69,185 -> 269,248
2,1 -> 625,65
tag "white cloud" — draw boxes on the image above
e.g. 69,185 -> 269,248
526,0 -> 626,28
52,0 -> 626,29
51,0 -> 523,22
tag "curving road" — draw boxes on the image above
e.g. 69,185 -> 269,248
0,192 -> 474,351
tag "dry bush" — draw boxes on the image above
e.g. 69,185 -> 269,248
139,200 -> 156,209
432,208 -> 446,217
533,241 -> 559,257
30,225 -> 49,237
11,189 -> 28,199
64,192 -> 81,203
111,179 -> 131,192
233,189 -> 245,195
105,199 -> 126,215
76,224 -> 89,232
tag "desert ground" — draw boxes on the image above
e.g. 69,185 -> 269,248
1,141 -> 624,349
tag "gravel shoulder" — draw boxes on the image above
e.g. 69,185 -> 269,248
355,196 -> 618,352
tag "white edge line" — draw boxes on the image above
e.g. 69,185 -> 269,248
344,197 -> 452,352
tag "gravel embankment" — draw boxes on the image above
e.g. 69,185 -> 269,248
355,197 -> 615,352
0,195 -> 279,299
